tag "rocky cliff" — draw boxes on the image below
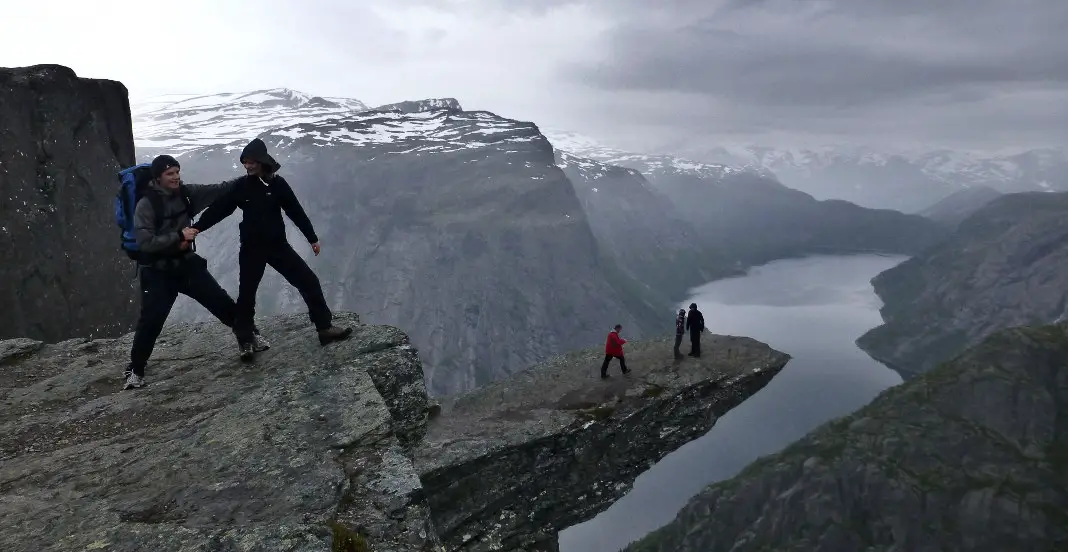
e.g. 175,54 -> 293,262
555,151 -> 736,308
0,312 -> 790,551
625,321 -> 1068,552
857,191 -> 1068,378
0,64 -> 138,342
171,108 -> 661,396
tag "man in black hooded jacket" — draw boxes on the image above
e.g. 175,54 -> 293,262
192,138 -> 352,356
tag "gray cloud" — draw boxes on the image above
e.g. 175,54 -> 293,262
2,0 -> 1065,153
557,0 -> 1068,151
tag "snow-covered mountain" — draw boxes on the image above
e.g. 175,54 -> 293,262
542,128 -> 771,182
687,144 -> 1068,212
133,88 -> 369,157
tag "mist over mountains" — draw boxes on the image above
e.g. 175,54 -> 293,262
680,144 -> 1068,213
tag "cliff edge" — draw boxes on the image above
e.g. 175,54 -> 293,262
0,313 -> 788,551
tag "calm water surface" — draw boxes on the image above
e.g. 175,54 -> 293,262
558,254 -> 908,551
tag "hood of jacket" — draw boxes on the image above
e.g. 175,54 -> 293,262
239,138 -> 282,173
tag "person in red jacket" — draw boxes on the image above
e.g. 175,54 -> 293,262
601,324 -> 631,378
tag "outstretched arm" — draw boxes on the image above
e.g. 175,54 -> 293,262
183,178 -> 240,215
274,176 -> 319,244
192,189 -> 238,234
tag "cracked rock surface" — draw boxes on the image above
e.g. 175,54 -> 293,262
0,312 -> 442,552
1,311 -> 791,551
416,334 -> 790,551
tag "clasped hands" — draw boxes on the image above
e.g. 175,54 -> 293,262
177,227 -> 199,250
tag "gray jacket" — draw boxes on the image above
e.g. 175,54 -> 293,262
134,179 -> 237,260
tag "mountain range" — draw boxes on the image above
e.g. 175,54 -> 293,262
131,88 -> 943,395
659,143 -> 1068,213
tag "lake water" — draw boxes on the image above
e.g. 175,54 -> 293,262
558,254 -> 908,552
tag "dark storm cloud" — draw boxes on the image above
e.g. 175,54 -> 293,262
569,0 -> 1068,108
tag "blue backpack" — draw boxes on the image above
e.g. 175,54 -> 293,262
114,163 -> 191,260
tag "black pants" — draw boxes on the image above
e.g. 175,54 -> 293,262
674,333 -> 684,356
689,330 -> 702,356
129,259 -> 238,376
234,242 -> 332,343
601,354 -> 628,376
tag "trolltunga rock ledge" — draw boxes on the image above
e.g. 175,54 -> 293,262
0,313 -> 789,552
415,334 -> 791,551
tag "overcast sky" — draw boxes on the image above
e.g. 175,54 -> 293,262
2,0 -> 1066,154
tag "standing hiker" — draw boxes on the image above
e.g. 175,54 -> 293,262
123,155 -> 267,390
673,308 -> 686,358
686,303 -> 705,357
601,324 -> 631,378
191,138 -> 352,358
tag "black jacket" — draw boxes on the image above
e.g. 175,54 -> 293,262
193,139 -> 318,245
686,309 -> 705,332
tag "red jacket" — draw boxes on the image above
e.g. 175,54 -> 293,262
605,330 -> 627,356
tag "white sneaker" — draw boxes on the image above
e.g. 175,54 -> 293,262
252,333 -> 271,352
122,373 -> 145,390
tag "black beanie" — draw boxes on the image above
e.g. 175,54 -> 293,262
151,155 -> 180,179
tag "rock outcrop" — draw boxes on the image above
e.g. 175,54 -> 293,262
0,64 -> 138,342
857,191 -> 1068,379
0,312 -> 789,551
415,334 -> 789,551
625,321 -> 1068,552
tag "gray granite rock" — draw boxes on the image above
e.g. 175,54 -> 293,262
0,312 -> 442,552
0,313 -> 790,551
415,334 -> 790,551
0,64 -> 139,342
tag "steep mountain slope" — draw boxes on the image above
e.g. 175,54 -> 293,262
857,191 -> 1068,379
555,151 -> 736,307
918,185 -> 1003,229
689,144 -> 1068,212
646,169 -> 947,267
544,131 -> 948,268
625,321 -> 1068,552
133,88 -> 367,158
0,64 -> 138,341
170,106 -> 659,395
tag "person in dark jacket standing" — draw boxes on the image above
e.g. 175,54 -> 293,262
192,138 -> 352,356
685,302 -> 705,357
124,155 -> 262,390
601,324 -> 631,378
673,308 -> 686,358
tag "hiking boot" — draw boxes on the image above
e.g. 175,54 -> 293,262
239,342 -> 255,362
622,367 -> 631,374
122,373 -> 145,390
252,333 -> 271,352
318,326 -> 353,346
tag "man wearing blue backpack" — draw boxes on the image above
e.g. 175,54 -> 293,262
118,154 -> 267,390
